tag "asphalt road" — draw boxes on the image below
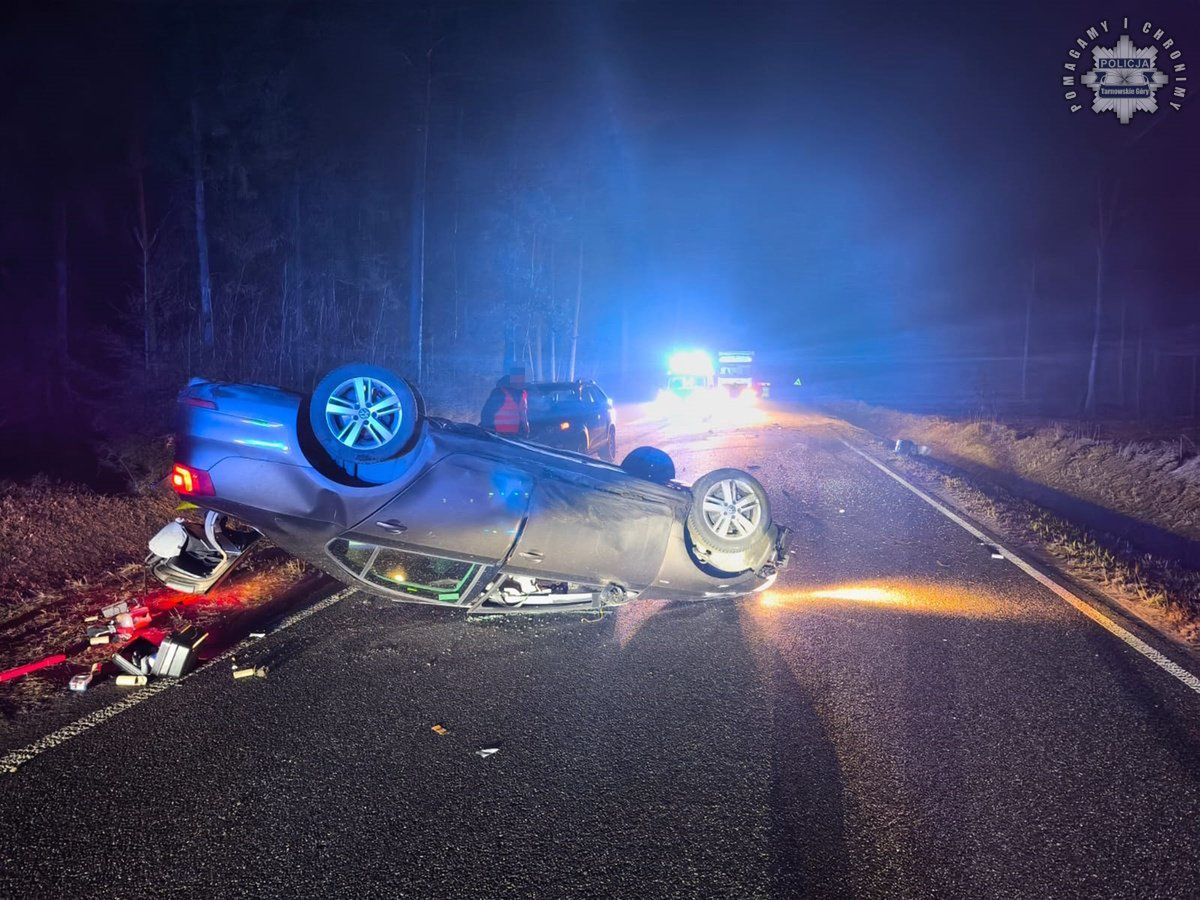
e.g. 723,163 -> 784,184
3,404 -> 1200,898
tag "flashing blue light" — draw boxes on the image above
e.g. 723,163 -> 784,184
667,349 -> 714,377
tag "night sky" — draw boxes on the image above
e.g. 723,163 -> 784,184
3,0 -> 1199,415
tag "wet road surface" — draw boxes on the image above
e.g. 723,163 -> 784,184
2,405 -> 1199,898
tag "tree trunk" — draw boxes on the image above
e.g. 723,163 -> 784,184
1084,188 -> 1108,415
535,320 -> 544,381
134,165 -> 156,371
190,95 -> 215,350
1192,355 -> 1198,421
569,235 -> 582,381
1021,257 -> 1034,403
289,174 -> 302,384
1117,297 -> 1127,407
1083,245 -> 1103,415
409,44 -> 433,384
54,198 -> 69,406
1134,324 -> 1144,419
278,260 -> 289,382
450,105 -> 463,342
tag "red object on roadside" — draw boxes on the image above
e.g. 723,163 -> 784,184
0,653 -> 68,683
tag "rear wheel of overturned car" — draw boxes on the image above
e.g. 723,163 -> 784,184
686,468 -> 771,555
308,363 -> 424,473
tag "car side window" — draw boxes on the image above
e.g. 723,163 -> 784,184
327,538 -> 478,601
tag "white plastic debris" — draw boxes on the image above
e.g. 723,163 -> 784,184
475,748 -> 500,759
68,663 -> 102,693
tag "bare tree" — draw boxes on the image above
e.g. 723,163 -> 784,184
190,95 -> 215,350
1021,256 -> 1035,403
1084,175 -> 1118,415
54,197 -> 69,405
569,235 -> 583,381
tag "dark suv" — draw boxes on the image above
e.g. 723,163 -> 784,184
526,381 -> 617,460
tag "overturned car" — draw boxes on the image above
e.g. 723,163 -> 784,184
148,363 -> 789,614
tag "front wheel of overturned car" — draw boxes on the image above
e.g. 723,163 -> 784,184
600,426 -> 617,462
308,363 -> 424,474
686,468 -> 771,555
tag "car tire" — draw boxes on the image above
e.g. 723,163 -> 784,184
308,363 -> 424,472
621,446 -> 675,483
687,468 -> 771,555
600,426 -> 617,462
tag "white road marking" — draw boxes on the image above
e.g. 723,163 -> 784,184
0,586 -> 354,775
839,438 -> 1200,697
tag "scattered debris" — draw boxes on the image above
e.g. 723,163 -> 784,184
475,748 -> 500,759
153,626 -> 208,678
894,439 -> 918,456
113,637 -> 158,677
86,623 -> 116,639
431,724 -> 450,736
0,653 -> 68,683
232,667 -> 257,679
88,634 -> 112,646
83,614 -> 100,623
101,601 -> 130,619
69,663 -> 102,693
115,674 -> 148,687
249,631 -> 266,640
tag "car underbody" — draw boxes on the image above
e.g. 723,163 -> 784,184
148,364 -> 790,615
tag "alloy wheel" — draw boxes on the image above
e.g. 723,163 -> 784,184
324,376 -> 403,450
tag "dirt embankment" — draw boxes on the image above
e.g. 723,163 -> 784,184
828,400 -> 1200,643
0,436 -> 180,605
829,401 -> 1200,557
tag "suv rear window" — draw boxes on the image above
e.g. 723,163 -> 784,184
327,538 -> 478,602
527,386 -> 582,417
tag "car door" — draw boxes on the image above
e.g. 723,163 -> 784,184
507,475 -> 676,589
343,453 -> 533,563
591,385 -> 612,443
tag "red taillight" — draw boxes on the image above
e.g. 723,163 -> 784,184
183,396 -> 218,410
170,463 -> 214,496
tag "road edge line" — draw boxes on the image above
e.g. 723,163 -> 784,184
0,586 -> 354,776
837,437 -> 1200,698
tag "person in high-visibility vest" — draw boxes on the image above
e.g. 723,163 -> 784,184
480,368 -> 530,437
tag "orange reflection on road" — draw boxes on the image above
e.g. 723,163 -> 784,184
756,579 -> 1016,620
